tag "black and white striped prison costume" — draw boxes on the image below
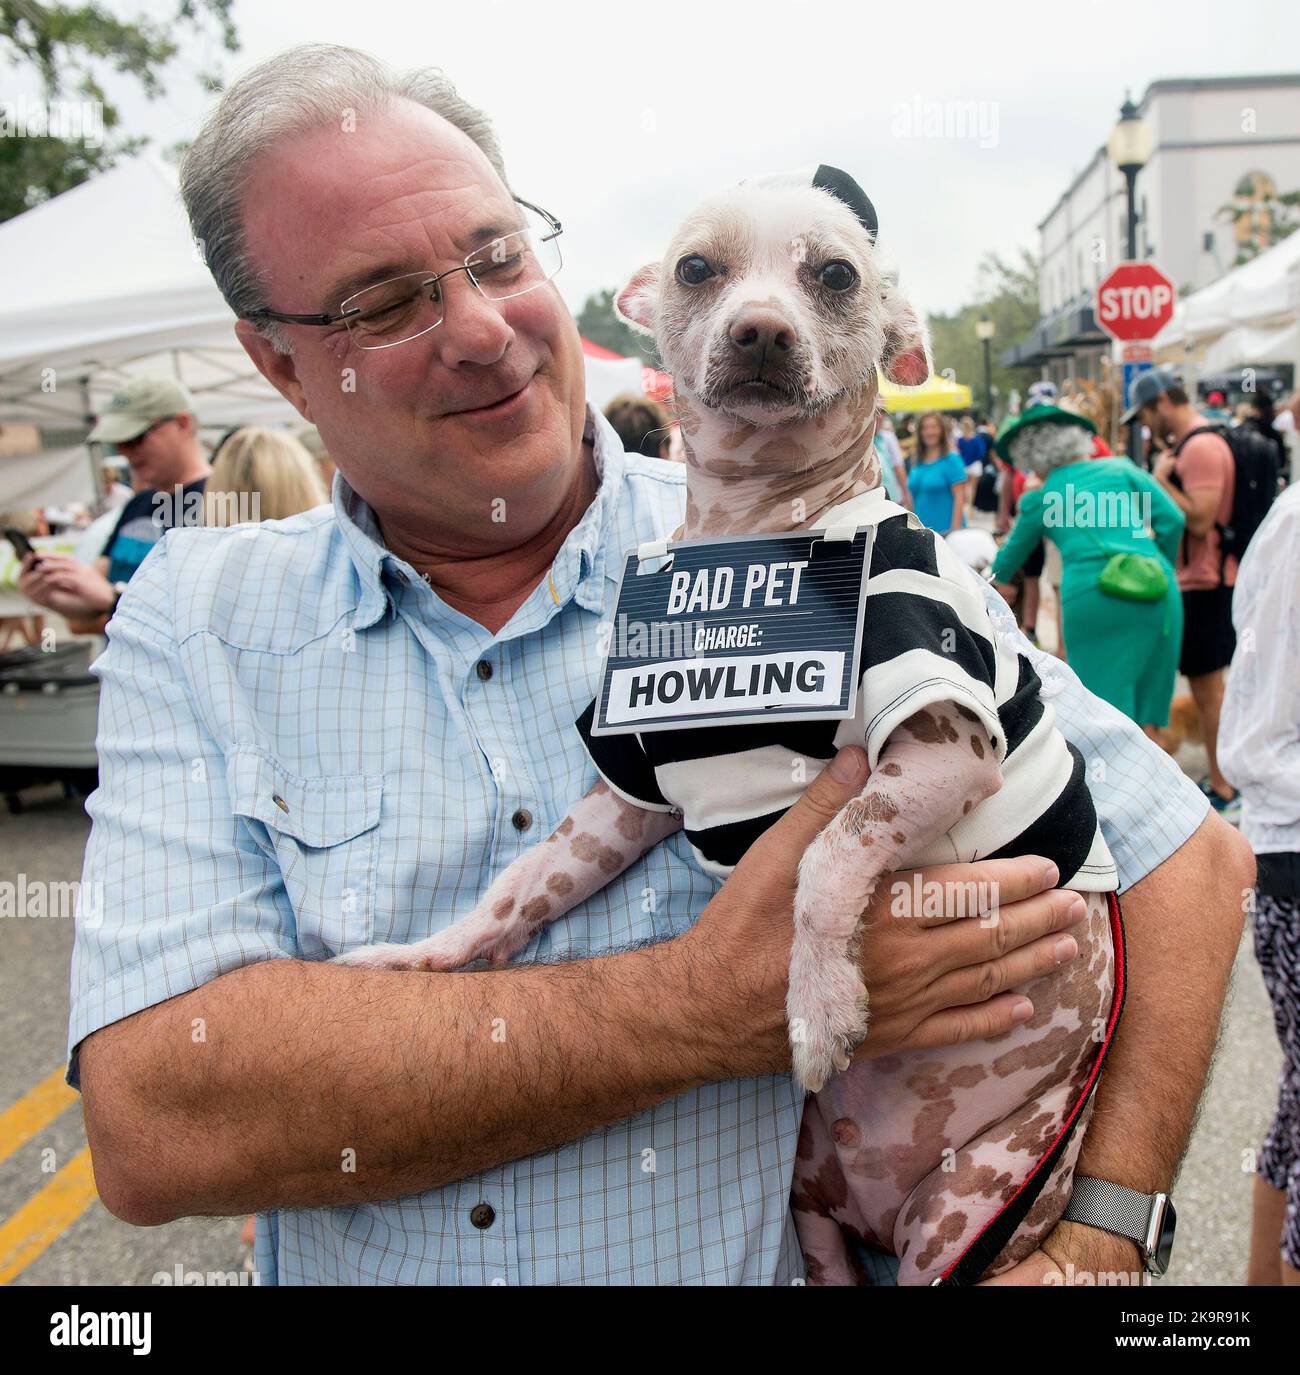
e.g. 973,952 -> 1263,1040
577,489 -> 1118,892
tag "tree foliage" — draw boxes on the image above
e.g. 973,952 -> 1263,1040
925,247 -> 1041,419
0,0 -> 238,222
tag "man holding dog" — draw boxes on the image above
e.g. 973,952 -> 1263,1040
67,45 -> 1250,1286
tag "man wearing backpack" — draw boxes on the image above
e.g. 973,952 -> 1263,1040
1131,368 -> 1277,820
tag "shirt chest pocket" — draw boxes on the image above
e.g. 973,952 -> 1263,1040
227,749 -> 384,960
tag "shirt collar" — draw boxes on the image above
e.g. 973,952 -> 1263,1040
812,485 -> 911,531
333,402 -> 626,633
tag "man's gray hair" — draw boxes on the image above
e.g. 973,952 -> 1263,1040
180,44 -> 508,354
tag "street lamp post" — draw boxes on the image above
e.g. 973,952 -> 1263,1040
975,315 -> 996,419
1107,94 -> 1154,463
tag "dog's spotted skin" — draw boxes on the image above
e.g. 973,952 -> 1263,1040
792,887 -> 1113,1284
331,780 -> 680,971
335,173 -> 1117,1283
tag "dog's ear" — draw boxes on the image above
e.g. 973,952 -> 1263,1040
880,287 -> 930,387
615,263 -> 661,338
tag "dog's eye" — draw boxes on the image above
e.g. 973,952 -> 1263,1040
676,255 -> 716,286
818,260 -> 857,291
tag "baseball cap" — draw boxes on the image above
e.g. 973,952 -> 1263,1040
88,376 -> 196,444
1119,366 -> 1181,426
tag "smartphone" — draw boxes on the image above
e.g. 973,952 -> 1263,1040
4,528 -> 39,562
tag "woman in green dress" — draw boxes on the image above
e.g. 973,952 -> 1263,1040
989,406 -> 1185,736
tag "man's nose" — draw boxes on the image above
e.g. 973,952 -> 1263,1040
728,308 -> 797,359
434,274 -> 514,368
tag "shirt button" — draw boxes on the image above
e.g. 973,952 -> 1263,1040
475,659 -> 493,681
512,808 -> 532,832
470,1203 -> 495,1229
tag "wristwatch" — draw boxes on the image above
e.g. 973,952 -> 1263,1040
1061,1176 -> 1177,1275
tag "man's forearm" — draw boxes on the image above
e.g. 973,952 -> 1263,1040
1073,812 -> 1252,1195
81,935 -> 751,1225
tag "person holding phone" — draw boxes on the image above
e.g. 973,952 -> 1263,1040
17,377 -> 210,631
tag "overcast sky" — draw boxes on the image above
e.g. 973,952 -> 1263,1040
13,0 -> 1300,320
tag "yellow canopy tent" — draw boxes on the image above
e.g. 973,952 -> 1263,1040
879,373 -> 972,412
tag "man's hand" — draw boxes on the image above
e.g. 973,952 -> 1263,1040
978,1220 -> 1143,1287
17,553 -> 116,619
680,746 -> 1089,1078
1152,450 -> 1177,485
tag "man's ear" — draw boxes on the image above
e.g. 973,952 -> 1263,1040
615,263 -> 661,338
880,288 -> 930,388
234,319 -> 313,422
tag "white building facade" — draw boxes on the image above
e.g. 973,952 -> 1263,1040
1005,74 -> 1300,387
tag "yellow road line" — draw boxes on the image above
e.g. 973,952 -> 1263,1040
0,1147 -> 98,1284
0,1068 -> 77,1169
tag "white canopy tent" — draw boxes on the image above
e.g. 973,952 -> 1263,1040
1154,229 -> 1300,371
0,152 -> 299,441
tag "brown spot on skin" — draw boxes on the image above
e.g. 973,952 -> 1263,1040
955,704 -> 979,723
861,792 -> 899,822
1005,1111 -> 1057,1157
556,817 -> 574,836
992,1025 -> 1076,1077
970,734 -> 985,759
789,1154 -> 850,1217
596,845 -> 623,874
614,807 -> 645,841
945,1064 -> 986,1089
839,799 -> 868,836
902,709 -> 943,743
520,896 -> 551,926
492,897 -> 516,921
571,832 -> 600,863
892,831 -> 907,846
859,834 -> 873,846
962,800 -> 972,814
832,1118 -> 861,1148
880,761 -> 902,777
952,1164 -> 1015,1200
546,872 -> 575,897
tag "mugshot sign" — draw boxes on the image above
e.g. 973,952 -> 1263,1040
590,526 -> 874,736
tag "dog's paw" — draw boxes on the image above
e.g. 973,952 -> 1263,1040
788,942 -> 869,1094
337,916 -> 539,973
330,941 -> 429,971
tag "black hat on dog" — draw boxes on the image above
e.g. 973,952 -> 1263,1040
812,165 -> 878,243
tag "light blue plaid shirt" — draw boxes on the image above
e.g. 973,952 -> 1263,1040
68,403 -> 1208,1286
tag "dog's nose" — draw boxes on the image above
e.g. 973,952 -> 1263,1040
728,308 -> 797,358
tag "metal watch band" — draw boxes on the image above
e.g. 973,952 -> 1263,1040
1061,1176 -> 1169,1270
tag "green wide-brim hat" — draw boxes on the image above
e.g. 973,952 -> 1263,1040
994,404 -> 1096,464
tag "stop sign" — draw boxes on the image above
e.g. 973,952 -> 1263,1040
1095,262 -> 1176,341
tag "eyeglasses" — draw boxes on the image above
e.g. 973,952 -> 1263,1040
245,197 -> 563,351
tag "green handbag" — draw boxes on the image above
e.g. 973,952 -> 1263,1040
1082,502 -> 1174,636
1096,550 -> 1169,602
